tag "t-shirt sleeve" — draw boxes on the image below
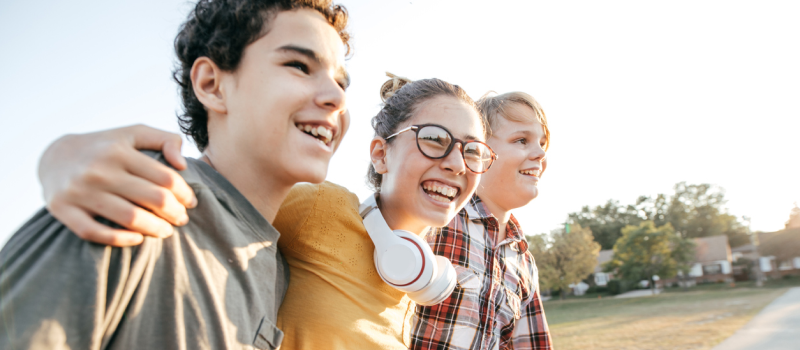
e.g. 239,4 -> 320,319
0,208 -> 158,350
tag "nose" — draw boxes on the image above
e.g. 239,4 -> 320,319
314,75 -> 346,114
529,142 -> 546,162
530,144 -> 547,175
440,143 -> 467,176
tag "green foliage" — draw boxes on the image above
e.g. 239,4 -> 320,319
606,279 -> 636,295
604,221 -> 695,282
527,224 -> 601,299
569,182 -> 751,250
568,200 -> 644,250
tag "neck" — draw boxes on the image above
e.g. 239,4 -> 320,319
476,193 -> 512,244
377,194 -> 429,236
200,148 -> 292,224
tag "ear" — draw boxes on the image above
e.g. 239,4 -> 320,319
369,136 -> 388,174
190,57 -> 227,115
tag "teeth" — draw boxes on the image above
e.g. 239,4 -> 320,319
296,123 -> 334,145
520,170 -> 540,176
317,126 -> 330,140
422,182 -> 458,199
426,192 -> 450,203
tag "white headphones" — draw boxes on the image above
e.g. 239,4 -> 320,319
359,194 -> 457,306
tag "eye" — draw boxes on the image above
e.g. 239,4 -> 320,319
285,60 -> 309,74
514,138 -> 528,145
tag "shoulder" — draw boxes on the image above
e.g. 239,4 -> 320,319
275,181 -> 361,240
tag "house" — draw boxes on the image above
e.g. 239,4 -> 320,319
597,235 -> 735,288
592,249 -> 615,286
685,235 -> 734,283
757,228 -> 800,278
731,243 -> 758,281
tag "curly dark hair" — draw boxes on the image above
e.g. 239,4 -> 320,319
173,0 -> 350,151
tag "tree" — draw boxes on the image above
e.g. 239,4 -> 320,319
659,183 -> 749,246
604,221 -> 695,287
527,224 -> 601,299
568,200 -> 643,250
569,182 -> 751,250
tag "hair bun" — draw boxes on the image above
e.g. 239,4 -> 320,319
380,72 -> 413,102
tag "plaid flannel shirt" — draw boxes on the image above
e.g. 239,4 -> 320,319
410,195 -> 552,350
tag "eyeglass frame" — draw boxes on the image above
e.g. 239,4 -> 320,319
384,123 -> 498,174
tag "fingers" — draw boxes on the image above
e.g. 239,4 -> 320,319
113,173 -> 190,227
76,190 -> 176,239
126,124 -> 187,170
54,205 -> 146,247
125,148 -> 197,210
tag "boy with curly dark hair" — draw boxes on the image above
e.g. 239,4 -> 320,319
0,1 -> 350,349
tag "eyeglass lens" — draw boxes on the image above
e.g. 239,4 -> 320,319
416,125 -> 493,173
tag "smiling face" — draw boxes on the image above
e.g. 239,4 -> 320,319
374,96 -> 484,233
477,103 -> 548,212
215,9 -> 349,186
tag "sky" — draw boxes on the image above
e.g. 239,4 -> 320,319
1,0 -> 798,246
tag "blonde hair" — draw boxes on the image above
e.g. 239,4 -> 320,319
477,91 -> 550,150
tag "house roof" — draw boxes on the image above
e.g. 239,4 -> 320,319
731,243 -> 756,253
693,235 -> 732,263
595,249 -> 615,273
758,227 -> 800,258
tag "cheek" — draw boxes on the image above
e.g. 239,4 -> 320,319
387,145 -> 428,180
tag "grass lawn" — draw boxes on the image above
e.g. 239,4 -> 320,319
542,277 -> 800,350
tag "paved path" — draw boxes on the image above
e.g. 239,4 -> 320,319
712,287 -> 800,350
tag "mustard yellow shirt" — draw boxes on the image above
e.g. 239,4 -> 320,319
273,181 -> 414,350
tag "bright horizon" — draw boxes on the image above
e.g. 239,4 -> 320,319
1,0 -> 798,245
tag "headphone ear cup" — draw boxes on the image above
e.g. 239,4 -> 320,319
389,230 -> 436,292
407,255 -> 457,306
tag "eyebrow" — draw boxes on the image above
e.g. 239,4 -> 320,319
278,44 -> 350,88
462,134 -> 481,141
278,45 -> 321,63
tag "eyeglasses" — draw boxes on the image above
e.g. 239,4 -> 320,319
385,124 -> 498,174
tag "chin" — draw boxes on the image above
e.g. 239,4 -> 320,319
287,162 -> 328,184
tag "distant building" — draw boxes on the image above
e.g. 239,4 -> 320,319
593,249 -> 615,286
685,235 -> 733,284
757,228 -> 800,278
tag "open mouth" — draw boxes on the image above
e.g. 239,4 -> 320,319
296,123 -> 334,146
519,169 -> 541,177
421,180 -> 460,203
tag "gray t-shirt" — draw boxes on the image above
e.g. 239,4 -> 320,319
0,153 -> 289,349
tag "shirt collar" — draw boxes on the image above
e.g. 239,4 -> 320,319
465,194 -> 493,220
466,194 -> 530,251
